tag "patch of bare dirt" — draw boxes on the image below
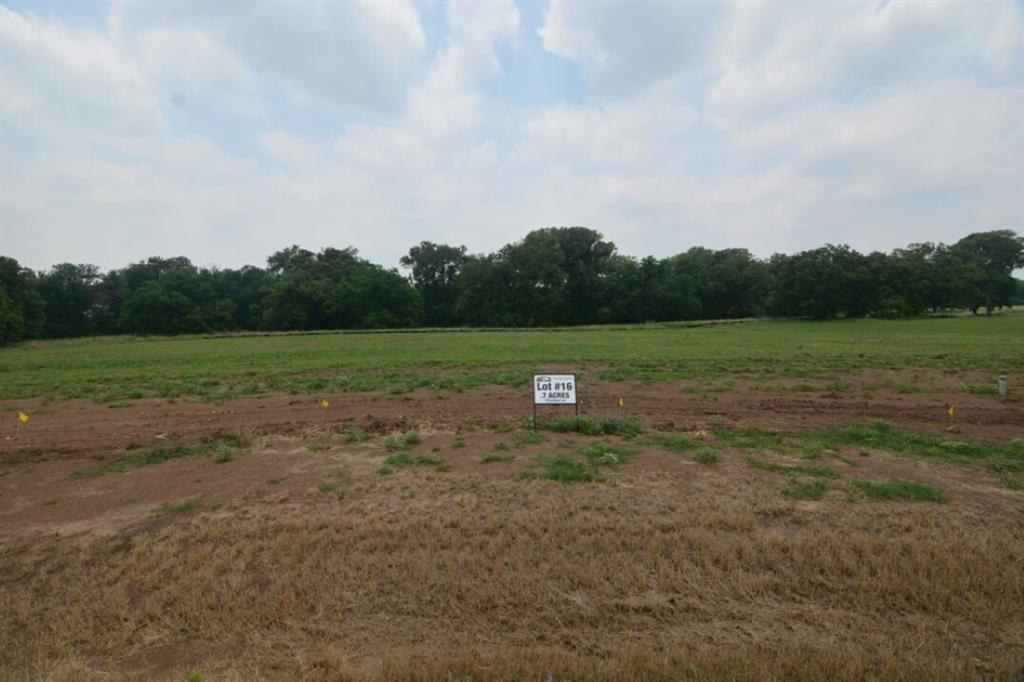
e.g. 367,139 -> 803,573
1,372 -> 1021,466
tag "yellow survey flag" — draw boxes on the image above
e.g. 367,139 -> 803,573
618,397 -> 624,408
17,411 -> 29,423
947,405 -> 955,418
320,399 -> 330,410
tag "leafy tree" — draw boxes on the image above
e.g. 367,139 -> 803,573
263,246 -> 420,330
546,227 -> 617,325
669,247 -> 773,319
400,241 -> 467,327
210,266 -> 270,330
0,282 -> 25,345
770,247 -> 852,318
38,263 -> 101,337
456,227 -> 618,327
954,230 -> 1024,316
120,267 -> 236,335
0,256 -> 45,343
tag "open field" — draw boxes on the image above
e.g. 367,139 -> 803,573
2,315 -> 1023,403
1,316 -> 1023,680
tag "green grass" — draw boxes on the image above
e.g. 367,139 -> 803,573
69,439 -> 240,479
537,415 -> 645,438
212,444 -> 234,463
479,452 -> 515,464
318,480 -> 341,494
806,422 -> 1024,471
746,457 -> 840,479
518,455 -> 599,483
782,481 -> 829,500
382,453 -> 451,472
318,467 -> 350,497
649,435 -> 721,464
512,432 -> 547,447
578,442 -> 635,466
384,431 -> 421,452
156,498 -> 201,515
341,426 -> 368,443
852,479 -> 948,502
998,473 -> 1021,490
717,421 -> 1023,472
6,316 -> 1019,402
693,449 -> 721,464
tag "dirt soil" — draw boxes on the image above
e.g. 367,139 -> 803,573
2,372 -> 1022,463
1,372 -> 1022,681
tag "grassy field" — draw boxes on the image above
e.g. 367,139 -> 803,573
2,314 -> 1022,402
1,315 -> 1022,681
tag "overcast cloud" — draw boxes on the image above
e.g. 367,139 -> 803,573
1,0 -> 1021,272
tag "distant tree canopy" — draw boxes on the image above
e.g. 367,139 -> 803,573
0,228 -> 1020,343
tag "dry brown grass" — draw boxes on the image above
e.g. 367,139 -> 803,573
2,459 -> 1023,682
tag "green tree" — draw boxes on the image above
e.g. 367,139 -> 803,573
0,282 -> 25,344
263,246 -> 420,330
954,230 -> 1024,316
120,261 -> 236,335
38,263 -> 101,337
0,256 -> 45,343
400,241 -> 467,327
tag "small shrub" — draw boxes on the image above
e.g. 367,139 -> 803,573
383,453 -> 451,472
693,448 -> 721,465
157,499 -> 200,515
999,473 -> 1022,491
652,435 -> 697,453
513,432 -> 547,448
495,441 -> 510,451
342,426 -> 368,443
538,416 -> 645,438
579,442 -> 635,466
479,452 -> 515,464
518,455 -> 599,483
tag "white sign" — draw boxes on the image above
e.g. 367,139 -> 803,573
533,374 -> 577,405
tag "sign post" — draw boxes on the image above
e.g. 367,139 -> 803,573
532,373 -> 578,431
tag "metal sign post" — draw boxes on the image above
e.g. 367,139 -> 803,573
532,373 -> 578,431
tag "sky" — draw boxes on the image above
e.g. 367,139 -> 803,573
1,0 -> 1022,273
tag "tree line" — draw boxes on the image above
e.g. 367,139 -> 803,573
1,228 -> 1021,344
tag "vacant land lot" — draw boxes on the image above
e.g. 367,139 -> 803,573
1,316 -> 1022,680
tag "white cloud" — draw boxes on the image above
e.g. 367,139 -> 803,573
0,0 -> 1020,277
519,81 -> 699,167
539,0 -> 732,96
0,6 -> 165,140
108,0 -> 427,113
